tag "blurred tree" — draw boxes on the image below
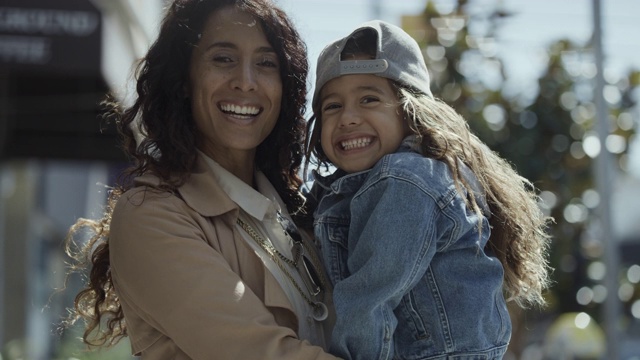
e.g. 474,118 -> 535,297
405,0 -> 638,356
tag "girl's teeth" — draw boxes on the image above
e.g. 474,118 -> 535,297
341,138 -> 372,150
221,104 -> 259,115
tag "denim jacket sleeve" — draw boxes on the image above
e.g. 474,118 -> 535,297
329,171 -> 454,360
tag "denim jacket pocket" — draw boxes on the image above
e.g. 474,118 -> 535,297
393,288 -> 436,360
316,218 -> 351,284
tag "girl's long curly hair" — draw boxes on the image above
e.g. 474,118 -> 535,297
306,88 -> 552,308
399,91 -> 552,308
64,0 -> 309,347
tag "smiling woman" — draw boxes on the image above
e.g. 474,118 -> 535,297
188,6 -> 282,181
62,0 -> 339,359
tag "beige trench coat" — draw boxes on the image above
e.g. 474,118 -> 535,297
109,155 -> 339,359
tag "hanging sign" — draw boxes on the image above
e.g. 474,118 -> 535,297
0,0 -> 102,75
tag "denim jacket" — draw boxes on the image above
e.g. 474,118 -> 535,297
312,139 -> 511,360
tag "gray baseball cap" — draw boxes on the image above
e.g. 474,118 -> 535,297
312,20 -> 433,110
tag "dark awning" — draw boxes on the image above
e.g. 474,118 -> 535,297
0,0 -> 124,162
0,0 -> 102,75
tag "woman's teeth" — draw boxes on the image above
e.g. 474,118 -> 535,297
341,138 -> 372,150
220,104 -> 260,115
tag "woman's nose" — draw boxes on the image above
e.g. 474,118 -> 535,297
230,62 -> 257,92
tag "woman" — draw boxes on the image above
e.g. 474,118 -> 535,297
64,0 -> 339,359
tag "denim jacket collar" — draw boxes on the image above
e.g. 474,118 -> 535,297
313,135 -> 489,216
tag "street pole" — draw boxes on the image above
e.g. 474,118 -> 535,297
592,0 -> 620,358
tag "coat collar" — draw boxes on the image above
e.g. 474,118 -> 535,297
133,154 -> 238,217
179,154 -> 239,217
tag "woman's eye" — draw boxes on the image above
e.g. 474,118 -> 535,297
258,57 -> 279,68
212,55 -> 234,64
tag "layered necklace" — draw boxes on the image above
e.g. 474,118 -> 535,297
236,211 -> 329,322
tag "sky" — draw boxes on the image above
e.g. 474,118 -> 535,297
274,0 -> 640,176
275,0 -> 639,86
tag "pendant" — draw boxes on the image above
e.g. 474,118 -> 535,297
312,302 -> 329,321
291,242 -> 303,266
298,256 -> 322,296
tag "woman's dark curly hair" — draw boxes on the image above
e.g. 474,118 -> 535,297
64,0 -> 309,347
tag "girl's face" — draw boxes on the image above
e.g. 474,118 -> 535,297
187,6 -> 282,165
319,74 -> 408,173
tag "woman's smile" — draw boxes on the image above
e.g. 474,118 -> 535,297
219,102 -> 262,117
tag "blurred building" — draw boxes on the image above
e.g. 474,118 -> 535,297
0,0 -> 162,358
1,0 -> 639,359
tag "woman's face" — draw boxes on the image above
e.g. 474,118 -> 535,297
188,6 -> 282,164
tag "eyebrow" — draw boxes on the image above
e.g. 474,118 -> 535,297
203,41 -> 276,54
356,85 -> 386,95
321,84 -> 387,104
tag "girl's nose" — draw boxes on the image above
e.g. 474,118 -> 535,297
338,107 -> 362,128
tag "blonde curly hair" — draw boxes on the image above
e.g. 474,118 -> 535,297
398,88 -> 553,307
306,85 -> 553,308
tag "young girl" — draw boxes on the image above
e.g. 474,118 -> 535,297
305,20 -> 552,360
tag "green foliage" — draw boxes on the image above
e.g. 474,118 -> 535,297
53,324 -> 135,360
1,333 -> 132,360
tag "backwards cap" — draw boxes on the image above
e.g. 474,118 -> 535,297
312,20 -> 432,110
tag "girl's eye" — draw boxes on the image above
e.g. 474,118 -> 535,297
322,103 -> 341,113
362,96 -> 380,104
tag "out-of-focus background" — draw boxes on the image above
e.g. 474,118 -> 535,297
1,0 -> 639,359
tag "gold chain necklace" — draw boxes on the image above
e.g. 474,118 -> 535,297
236,216 -> 329,321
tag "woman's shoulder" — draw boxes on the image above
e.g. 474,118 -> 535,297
113,175 -> 187,221
109,178 -> 211,254
117,185 -> 176,208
